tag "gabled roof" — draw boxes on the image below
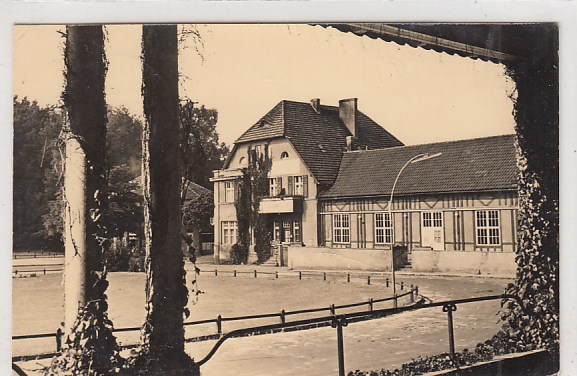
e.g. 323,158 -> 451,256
233,100 -> 403,185
319,134 -> 518,199
183,182 -> 212,200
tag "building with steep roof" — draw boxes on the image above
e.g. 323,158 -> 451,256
212,98 -> 518,275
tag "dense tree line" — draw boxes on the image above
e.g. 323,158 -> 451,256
13,97 -> 63,249
13,97 -> 226,250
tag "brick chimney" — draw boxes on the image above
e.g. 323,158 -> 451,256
339,98 -> 358,138
310,98 -> 321,113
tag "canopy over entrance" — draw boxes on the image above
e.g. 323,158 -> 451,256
319,23 -> 557,64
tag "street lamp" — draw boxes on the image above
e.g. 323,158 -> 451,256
389,152 -> 442,301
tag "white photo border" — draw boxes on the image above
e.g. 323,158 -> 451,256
2,1 -> 575,374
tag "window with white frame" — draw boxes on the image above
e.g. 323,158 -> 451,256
294,176 -> 304,195
422,212 -> 443,227
293,221 -> 301,243
224,181 -> 235,203
269,177 -> 281,196
222,221 -> 238,244
254,145 -> 262,157
476,210 -> 501,245
333,214 -> 350,244
374,212 -> 393,244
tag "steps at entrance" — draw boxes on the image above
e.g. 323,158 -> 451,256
256,248 -> 280,267
397,253 -> 413,271
260,257 -> 278,267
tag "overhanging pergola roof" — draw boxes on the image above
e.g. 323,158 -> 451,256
318,23 -> 558,64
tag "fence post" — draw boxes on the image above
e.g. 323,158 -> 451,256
330,304 -> 336,315
367,276 -> 371,285
323,272 -> 327,281
331,316 -> 348,376
254,270 -> 257,278
393,294 -> 398,309
443,303 -> 457,359
415,285 -> 419,297
234,270 -> 237,277
386,278 -> 389,287
410,286 -> 414,303
214,269 -> 218,277
44,268 -> 46,275
280,309 -> 286,324
347,274 -> 350,283
369,298 -> 374,311
276,271 -> 279,279
216,315 -> 222,336
400,281 -> 404,290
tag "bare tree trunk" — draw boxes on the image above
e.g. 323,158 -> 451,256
62,25 -> 108,332
63,135 -> 87,330
139,24 -> 194,373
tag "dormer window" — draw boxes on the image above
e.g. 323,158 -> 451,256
281,151 -> 289,159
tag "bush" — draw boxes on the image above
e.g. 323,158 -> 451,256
104,240 -> 143,272
230,243 -> 248,265
128,255 -> 145,272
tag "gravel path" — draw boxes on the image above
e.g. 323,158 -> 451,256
13,258 -> 511,375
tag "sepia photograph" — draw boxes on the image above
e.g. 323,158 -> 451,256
9,19 -> 565,376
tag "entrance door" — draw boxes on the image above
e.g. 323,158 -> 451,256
421,212 -> 444,250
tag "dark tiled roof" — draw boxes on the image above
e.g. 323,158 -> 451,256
234,100 -> 403,185
236,101 -> 285,143
184,182 -> 212,200
319,134 -> 518,199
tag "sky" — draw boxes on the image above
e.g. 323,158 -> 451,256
13,24 -> 516,147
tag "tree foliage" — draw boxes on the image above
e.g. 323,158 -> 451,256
45,271 -> 123,375
13,97 -> 147,250
106,164 -> 143,238
248,147 -> 273,263
500,33 -> 559,355
233,146 -> 272,264
13,96 -> 63,249
234,170 -> 252,264
182,190 -> 214,233
106,106 -> 143,181
179,100 -> 229,190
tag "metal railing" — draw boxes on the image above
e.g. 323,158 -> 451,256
12,293 -> 523,376
13,267 -> 64,275
201,267 -> 406,286
12,285 -> 417,345
194,294 -> 524,376
13,251 -> 64,259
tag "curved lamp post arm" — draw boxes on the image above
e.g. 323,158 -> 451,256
388,152 -> 442,297
387,153 -> 429,209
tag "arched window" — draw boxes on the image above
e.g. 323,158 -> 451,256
280,151 -> 289,159
239,156 -> 246,165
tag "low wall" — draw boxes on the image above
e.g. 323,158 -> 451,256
215,245 -> 259,264
288,247 -> 392,271
214,244 -> 232,263
412,249 -> 516,276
